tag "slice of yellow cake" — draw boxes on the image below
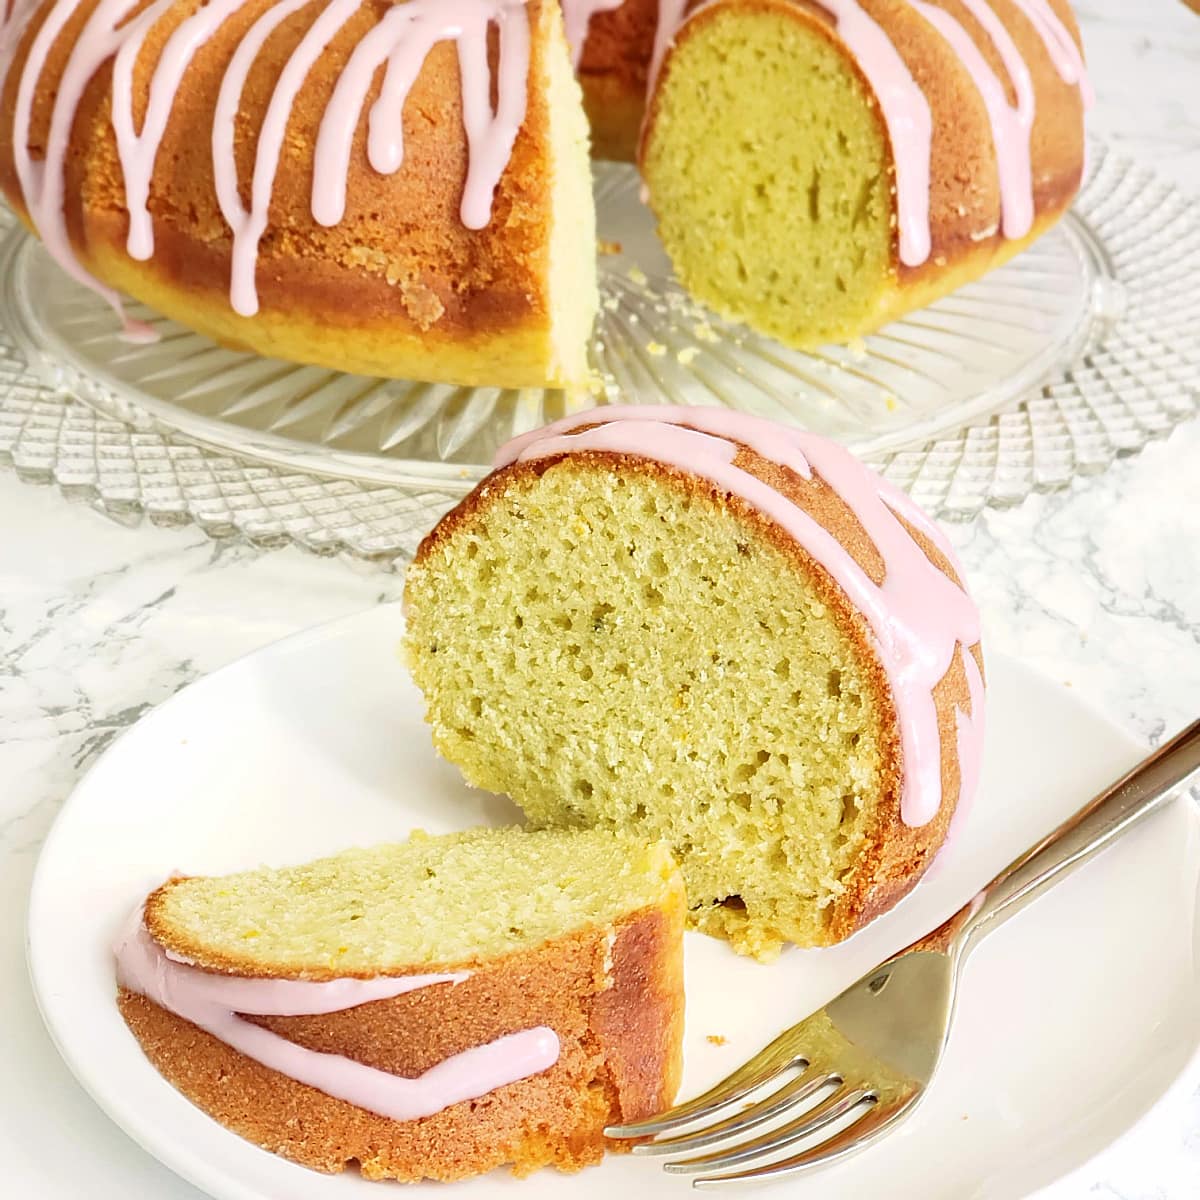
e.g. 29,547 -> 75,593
638,0 -> 1088,348
116,827 -> 685,1181
403,406 -> 986,959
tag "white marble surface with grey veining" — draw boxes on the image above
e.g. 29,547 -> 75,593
2,1 -> 1199,1197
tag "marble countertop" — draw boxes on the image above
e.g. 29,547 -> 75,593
2,1 -> 1199,1197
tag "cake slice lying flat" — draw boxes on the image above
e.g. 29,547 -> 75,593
116,828 -> 685,1182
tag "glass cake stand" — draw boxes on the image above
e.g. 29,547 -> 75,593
0,140 -> 1196,557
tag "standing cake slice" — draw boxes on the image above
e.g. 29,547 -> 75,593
116,827 -> 685,1181
404,406 -> 986,959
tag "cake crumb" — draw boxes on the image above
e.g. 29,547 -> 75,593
627,265 -> 648,286
706,1034 -> 728,1046
597,239 -> 623,256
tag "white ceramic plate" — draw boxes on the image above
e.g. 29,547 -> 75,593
28,605 -> 1200,1200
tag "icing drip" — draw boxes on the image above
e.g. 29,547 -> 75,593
116,909 -> 561,1122
494,406 -> 985,828
912,0 -> 1035,241
7,0 -> 532,323
111,0 -> 245,263
215,0 -> 361,319
313,0 -> 528,233
808,0 -> 933,267
0,0 -> 34,70
561,0 -> 623,69
453,0 -> 531,229
9,0 -> 156,339
1008,0 -> 1093,108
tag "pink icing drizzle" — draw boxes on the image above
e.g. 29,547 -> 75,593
560,0 -> 623,70
0,0 -> 36,76
1008,0 -> 1093,108
913,0 -> 1034,241
805,0 -> 933,268
494,406 -> 985,829
214,0 -> 361,319
110,0 -> 243,263
115,909 -> 561,1123
6,0 -> 531,324
8,0 -> 155,339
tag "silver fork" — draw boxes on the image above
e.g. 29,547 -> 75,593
606,717 -> 1200,1187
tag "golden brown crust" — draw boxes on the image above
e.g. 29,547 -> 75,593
119,903 -> 684,1181
412,440 -> 983,947
637,0 -> 1085,332
0,0 -> 579,386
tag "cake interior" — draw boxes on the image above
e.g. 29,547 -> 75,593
147,827 -> 679,975
641,4 -> 894,348
404,459 -> 891,958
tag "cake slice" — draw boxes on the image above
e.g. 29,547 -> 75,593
403,406 -> 986,959
638,0 -> 1087,348
116,827 -> 685,1181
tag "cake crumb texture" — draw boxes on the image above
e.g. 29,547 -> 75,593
145,826 -> 680,978
404,450 -> 976,958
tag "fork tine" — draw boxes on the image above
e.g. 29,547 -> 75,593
605,1026 -> 807,1139
690,1096 -> 908,1187
630,1066 -> 837,1156
662,1085 -> 874,1175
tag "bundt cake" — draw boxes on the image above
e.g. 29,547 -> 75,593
638,0 -> 1090,347
0,0 -> 1089,379
116,826 -> 686,1181
404,406 -> 986,960
0,0 -> 598,387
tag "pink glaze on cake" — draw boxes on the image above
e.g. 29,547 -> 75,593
808,0 -> 934,267
4,0 -> 532,324
115,909 -> 561,1123
495,405 -> 985,829
913,0 -> 1035,241
7,0 -> 157,339
1009,0 -> 1093,108
561,0 -> 624,68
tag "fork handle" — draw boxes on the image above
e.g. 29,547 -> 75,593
919,717 -> 1200,959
